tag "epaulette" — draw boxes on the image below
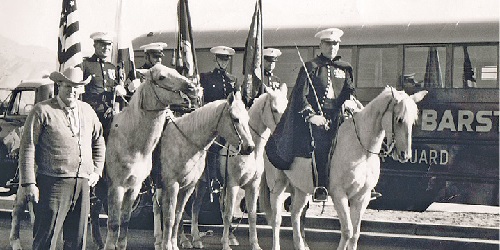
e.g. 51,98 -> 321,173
332,59 -> 352,70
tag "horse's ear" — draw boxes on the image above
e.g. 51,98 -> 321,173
411,90 -> 428,103
227,91 -> 235,104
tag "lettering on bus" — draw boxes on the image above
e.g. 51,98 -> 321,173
421,109 -> 500,132
381,149 -> 449,166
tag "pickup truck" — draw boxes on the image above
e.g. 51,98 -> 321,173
0,78 -> 54,196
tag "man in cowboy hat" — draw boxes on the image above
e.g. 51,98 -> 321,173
78,31 -> 127,139
245,48 -> 287,107
18,67 -> 105,249
266,28 -> 381,202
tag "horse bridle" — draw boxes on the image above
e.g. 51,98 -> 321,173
148,70 -> 182,108
352,88 -> 396,157
168,102 -> 244,156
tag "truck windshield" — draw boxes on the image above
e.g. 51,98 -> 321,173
9,90 -> 36,116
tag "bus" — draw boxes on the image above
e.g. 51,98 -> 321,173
131,16 -> 499,211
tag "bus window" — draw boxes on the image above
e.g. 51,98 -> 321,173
404,46 -> 447,88
356,46 -> 398,88
452,45 -> 499,89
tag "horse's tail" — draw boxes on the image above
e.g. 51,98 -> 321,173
259,171 -> 273,225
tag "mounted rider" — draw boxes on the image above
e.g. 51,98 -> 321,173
266,28 -> 381,202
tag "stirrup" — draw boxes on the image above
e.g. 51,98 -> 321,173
312,187 -> 328,202
370,190 -> 382,201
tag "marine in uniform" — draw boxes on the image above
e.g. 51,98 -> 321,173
79,32 -> 127,139
266,28 -> 380,202
199,46 -> 237,194
138,42 -> 167,70
247,48 -> 286,106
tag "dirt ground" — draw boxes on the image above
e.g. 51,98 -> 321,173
305,201 -> 500,228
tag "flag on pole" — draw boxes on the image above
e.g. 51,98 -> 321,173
112,0 -> 137,89
175,0 -> 198,82
174,0 -> 201,110
424,47 -> 443,88
57,0 -> 83,72
242,0 -> 263,107
462,46 -> 477,88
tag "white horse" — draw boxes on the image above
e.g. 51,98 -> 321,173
181,86 -> 288,250
103,64 -> 198,250
157,91 -> 255,250
261,86 -> 428,250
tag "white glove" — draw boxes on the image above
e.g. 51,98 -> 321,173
127,79 -> 142,92
115,85 -> 127,96
343,99 -> 362,113
308,115 -> 327,126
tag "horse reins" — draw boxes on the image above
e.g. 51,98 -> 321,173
351,88 -> 396,157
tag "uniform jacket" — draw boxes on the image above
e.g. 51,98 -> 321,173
19,98 -> 105,184
200,68 -> 237,104
266,55 -> 355,170
79,54 -> 118,103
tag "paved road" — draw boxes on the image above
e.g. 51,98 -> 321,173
2,211 -> 498,250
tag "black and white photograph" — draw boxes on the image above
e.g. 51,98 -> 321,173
0,0 -> 498,249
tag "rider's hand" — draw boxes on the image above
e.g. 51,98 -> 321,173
115,85 -> 127,96
308,115 -> 327,126
22,184 -> 39,204
88,172 -> 100,187
127,79 -> 142,93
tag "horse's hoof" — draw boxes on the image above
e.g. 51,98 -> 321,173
180,238 -> 193,249
228,235 -> 239,246
10,240 -> 22,250
193,239 -> 204,249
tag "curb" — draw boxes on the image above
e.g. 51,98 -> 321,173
233,213 -> 499,241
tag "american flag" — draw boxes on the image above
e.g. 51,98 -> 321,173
57,0 -> 83,72
242,0 -> 263,107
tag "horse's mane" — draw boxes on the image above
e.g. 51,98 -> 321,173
173,99 -> 226,132
249,93 -> 269,117
364,86 -> 419,123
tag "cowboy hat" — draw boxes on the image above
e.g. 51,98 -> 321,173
49,67 -> 91,86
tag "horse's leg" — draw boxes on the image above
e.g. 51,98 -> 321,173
153,188 -> 164,250
104,186 -> 125,250
116,187 -> 141,250
190,180 -> 208,249
245,182 -> 262,250
331,191 -> 352,250
347,192 -> 371,250
290,188 -> 309,250
162,182 -> 180,250
10,190 -> 26,250
220,185 -> 238,250
174,186 -> 195,250
300,202 -> 309,250
269,179 -> 288,250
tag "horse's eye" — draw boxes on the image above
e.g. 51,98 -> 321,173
233,118 -> 240,123
396,118 -> 403,123
158,76 -> 166,81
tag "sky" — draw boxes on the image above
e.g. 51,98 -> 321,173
0,0 -> 498,54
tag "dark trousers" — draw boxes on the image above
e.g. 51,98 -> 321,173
311,111 -> 341,188
33,175 -> 90,250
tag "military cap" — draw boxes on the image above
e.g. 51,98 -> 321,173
140,42 -> 168,57
263,48 -> 282,62
315,28 -> 344,42
49,67 -> 91,86
90,31 -> 114,44
210,46 -> 235,60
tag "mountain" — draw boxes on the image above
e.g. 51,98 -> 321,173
0,35 -> 56,92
